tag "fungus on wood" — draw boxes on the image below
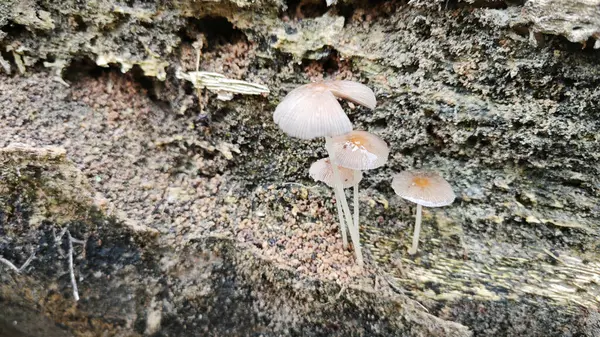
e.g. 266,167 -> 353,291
309,158 -> 362,248
391,170 -> 455,255
273,80 -> 376,266
327,130 -> 389,262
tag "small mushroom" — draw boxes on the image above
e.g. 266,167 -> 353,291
327,130 -> 389,262
327,130 -> 389,171
391,170 -> 456,255
309,158 -> 363,249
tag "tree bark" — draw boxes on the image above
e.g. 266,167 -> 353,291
0,0 -> 599,336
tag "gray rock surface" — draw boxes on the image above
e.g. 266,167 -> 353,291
0,0 -> 599,336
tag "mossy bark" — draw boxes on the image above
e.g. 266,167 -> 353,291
0,0 -> 599,336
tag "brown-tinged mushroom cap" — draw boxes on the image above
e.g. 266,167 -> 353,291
273,83 -> 353,139
325,80 -> 376,110
309,158 -> 362,189
391,170 -> 455,207
327,130 -> 389,170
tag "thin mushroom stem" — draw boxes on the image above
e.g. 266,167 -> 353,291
353,170 -> 360,242
408,203 -> 422,255
326,137 -> 363,266
333,166 -> 363,265
334,193 -> 348,248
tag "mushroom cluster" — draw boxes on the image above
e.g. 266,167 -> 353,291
273,80 -> 456,265
273,80 -> 386,266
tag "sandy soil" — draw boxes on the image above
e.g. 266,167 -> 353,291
0,70 -> 415,289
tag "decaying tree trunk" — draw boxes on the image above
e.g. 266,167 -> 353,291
0,0 -> 598,336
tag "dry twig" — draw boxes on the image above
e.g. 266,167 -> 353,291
0,250 -> 37,274
0,256 -> 20,273
67,230 -> 80,301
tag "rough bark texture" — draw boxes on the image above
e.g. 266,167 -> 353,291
1,0 -> 599,336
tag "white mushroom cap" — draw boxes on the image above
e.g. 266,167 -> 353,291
391,170 -> 455,207
273,83 -> 352,139
327,130 -> 389,170
325,80 -> 376,110
273,80 -> 376,140
309,158 -> 362,189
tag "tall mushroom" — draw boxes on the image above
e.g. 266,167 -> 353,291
309,158 -> 363,249
327,130 -> 389,259
391,170 -> 455,255
273,80 -> 376,266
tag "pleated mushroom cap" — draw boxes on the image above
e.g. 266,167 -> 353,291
309,158 -> 362,189
273,83 -> 353,140
391,170 -> 455,207
325,80 -> 376,110
327,131 -> 389,170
